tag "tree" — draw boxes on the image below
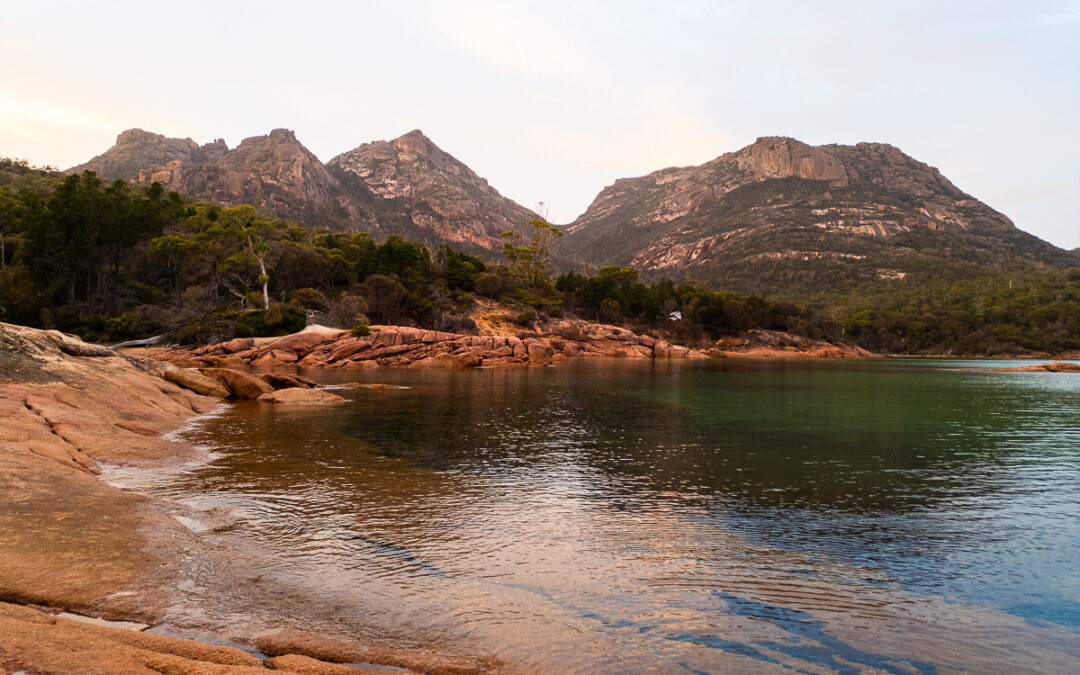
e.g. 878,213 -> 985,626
0,188 -> 25,268
359,274 -> 408,324
501,218 -> 563,290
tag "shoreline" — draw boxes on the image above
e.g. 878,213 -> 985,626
0,322 -> 488,674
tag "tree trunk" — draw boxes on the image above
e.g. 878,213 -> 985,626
258,257 -> 269,310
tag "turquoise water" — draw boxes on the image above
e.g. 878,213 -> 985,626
134,358 -> 1080,673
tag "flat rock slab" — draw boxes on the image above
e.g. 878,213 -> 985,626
258,388 -> 346,405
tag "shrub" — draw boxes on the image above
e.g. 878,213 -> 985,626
475,271 -> 512,298
234,305 -> 306,338
351,323 -> 371,337
514,310 -> 536,326
325,292 -> 370,328
287,287 -> 328,311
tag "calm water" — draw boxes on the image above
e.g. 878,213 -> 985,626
112,358 -> 1080,673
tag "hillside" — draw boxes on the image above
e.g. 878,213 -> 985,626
562,137 -> 1079,297
69,128 -> 538,254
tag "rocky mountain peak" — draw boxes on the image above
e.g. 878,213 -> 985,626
393,129 -> 433,152
266,128 -> 299,144
72,129 -> 205,180
114,128 -> 195,149
734,136 -> 850,186
385,129 -> 473,178
328,131 -> 537,251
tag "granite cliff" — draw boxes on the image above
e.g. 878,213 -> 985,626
328,130 -> 539,252
562,136 -> 1078,296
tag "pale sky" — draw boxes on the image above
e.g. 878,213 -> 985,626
2,1 -> 1077,248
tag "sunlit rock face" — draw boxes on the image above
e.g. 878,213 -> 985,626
327,129 -> 539,251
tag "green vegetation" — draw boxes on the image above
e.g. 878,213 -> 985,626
1,162 -> 1078,356
0,167 -> 490,343
810,266 -> 1080,354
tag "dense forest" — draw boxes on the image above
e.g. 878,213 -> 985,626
1,160 -> 1079,355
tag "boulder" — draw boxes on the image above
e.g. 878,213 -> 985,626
251,349 -> 298,366
198,368 -> 275,399
258,373 -> 314,390
257,388 -> 346,405
551,321 -> 583,341
161,366 -> 231,398
525,339 -> 554,364
44,331 -> 114,358
457,352 -> 483,368
218,337 -> 255,353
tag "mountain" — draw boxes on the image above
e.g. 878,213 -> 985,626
562,136 -> 1078,296
69,128 -> 537,254
327,129 -> 539,252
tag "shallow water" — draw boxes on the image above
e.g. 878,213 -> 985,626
113,358 -> 1080,673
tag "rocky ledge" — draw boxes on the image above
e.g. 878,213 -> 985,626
0,321 -> 490,673
154,321 -> 872,370
710,329 -> 877,359
154,322 -> 714,370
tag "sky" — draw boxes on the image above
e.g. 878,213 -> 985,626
2,1 -> 1077,247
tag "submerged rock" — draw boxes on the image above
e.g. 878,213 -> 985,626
257,388 -> 346,405
995,361 -> 1080,373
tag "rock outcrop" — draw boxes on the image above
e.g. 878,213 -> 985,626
71,129 -> 211,183
710,329 -> 878,359
154,321 -> 716,369
563,136 -> 1079,297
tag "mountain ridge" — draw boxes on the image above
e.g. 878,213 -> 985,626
68,130 -> 1078,298
70,127 -> 539,255
562,136 -> 1076,296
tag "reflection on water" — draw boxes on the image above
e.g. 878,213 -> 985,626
113,359 -> 1080,673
